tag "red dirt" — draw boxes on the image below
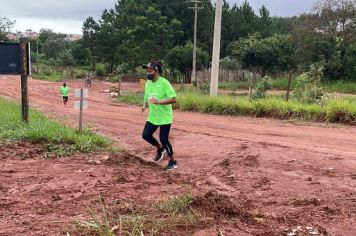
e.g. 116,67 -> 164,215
0,76 -> 355,236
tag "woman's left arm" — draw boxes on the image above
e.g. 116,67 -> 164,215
149,97 -> 176,105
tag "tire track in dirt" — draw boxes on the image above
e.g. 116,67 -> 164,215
1,76 -> 355,235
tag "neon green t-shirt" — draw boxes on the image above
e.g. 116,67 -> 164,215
59,86 -> 70,96
144,77 -> 176,125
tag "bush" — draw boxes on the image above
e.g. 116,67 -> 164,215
253,76 -> 271,100
95,63 -> 106,76
293,65 -> 326,104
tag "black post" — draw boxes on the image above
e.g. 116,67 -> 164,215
20,39 -> 29,123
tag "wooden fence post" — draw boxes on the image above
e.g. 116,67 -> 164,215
285,71 -> 293,101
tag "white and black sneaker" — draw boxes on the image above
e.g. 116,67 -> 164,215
154,148 -> 166,162
165,160 -> 178,171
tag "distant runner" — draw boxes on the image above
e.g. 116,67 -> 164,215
141,61 -> 178,171
59,83 -> 70,106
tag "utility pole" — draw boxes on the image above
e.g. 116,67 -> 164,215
210,0 -> 223,97
188,0 -> 203,89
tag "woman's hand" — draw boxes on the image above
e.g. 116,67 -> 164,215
141,101 -> 148,112
149,97 -> 159,104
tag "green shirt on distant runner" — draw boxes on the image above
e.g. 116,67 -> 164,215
59,86 -> 70,96
144,77 -> 176,125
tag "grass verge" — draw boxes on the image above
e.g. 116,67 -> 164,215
0,97 -> 112,157
116,90 -> 356,124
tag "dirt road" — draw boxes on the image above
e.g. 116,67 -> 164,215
0,76 -> 355,235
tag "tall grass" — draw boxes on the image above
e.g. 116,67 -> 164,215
178,93 -> 356,123
0,98 -> 111,155
116,90 -> 356,124
322,81 -> 356,94
219,79 -> 356,94
117,91 -> 144,105
219,78 -> 297,91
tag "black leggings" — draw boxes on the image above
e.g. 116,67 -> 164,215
142,121 -> 173,156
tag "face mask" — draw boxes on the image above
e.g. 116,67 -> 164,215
147,74 -> 155,80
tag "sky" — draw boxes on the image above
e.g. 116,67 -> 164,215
1,0 -> 316,35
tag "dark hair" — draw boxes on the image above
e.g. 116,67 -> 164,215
142,61 -> 163,73
63,83 -> 66,86
152,60 -> 163,73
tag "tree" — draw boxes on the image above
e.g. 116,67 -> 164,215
82,17 -> 100,70
344,43 -> 356,80
42,38 -> 66,59
270,16 -> 296,35
58,49 -> 76,68
165,41 -> 209,82
153,0 -> 214,53
313,0 -> 356,45
229,33 -> 295,76
127,7 -> 183,65
257,5 -> 273,37
0,17 -> 15,41
292,0 -> 356,80
97,9 -> 121,72
70,40 -> 90,65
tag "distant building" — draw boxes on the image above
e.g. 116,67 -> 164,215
5,32 -> 17,41
65,34 -> 82,42
5,30 -> 39,41
5,30 -> 82,41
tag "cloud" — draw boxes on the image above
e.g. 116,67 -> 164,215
1,0 -> 116,20
12,17 -> 83,34
2,0 -> 316,34
1,0 -> 117,34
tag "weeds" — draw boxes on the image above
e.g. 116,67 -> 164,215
77,196 -> 115,236
76,193 -> 200,236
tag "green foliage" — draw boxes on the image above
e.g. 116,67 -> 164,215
70,41 -> 90,65
253,76 -> 272,100
198,79 -> 210,94
58,49 -> 76,67
82,17 -> 100,69
95,63 -> 106,76
0,98 -> 111,156
35,71 -> 62,82
0,17 -> 15,41
117,92 -> 143,105
220,57 -> 241,70
78,0 -> 299,73
118,87 -> 356,124
293,65 -> 326,104
229,33 -> 296,74
344,43 -> 356,81
42,38 -> 67,59
124,6 -> 184,66
165,41 -> 209,78
322,81 -> 356,94
293,0 -> 356,81
159,192 -> 193,214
